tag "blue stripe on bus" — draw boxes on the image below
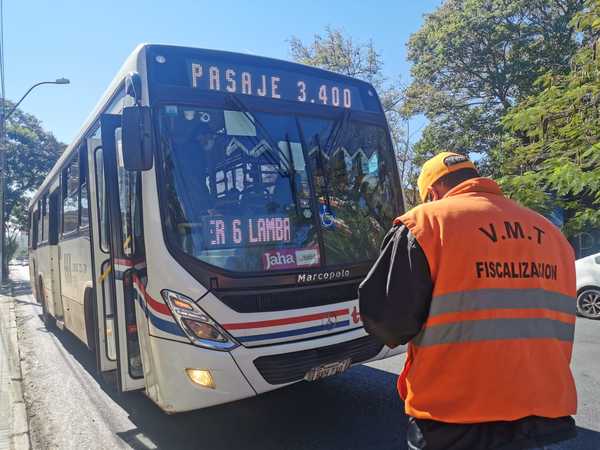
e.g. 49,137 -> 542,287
147,311 -> 186,337
133,290 -> 186,337
236,320 -> 350,343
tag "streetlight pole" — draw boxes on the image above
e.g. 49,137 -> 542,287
0,78 -> 70,284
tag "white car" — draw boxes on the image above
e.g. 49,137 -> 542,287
575,253 -> 600,319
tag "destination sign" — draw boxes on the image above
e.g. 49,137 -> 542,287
187,60 -> 367,110
203,214 -> 292,249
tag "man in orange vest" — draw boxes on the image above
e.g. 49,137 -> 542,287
359,152 -> 577,450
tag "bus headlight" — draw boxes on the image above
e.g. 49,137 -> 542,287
181,319 -> 227,342
185,368 -> 216,389
161,290 -> 238,351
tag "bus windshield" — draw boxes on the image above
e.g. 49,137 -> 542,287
158,105 -> 398,273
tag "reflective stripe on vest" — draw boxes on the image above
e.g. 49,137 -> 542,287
414,317 -> 574,347
428,288 -> 575,316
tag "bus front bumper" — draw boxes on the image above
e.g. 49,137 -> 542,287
145,328 -> 401,413
230,327 -> 394,394
144,336 -> 256,413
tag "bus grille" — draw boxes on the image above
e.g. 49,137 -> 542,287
253,335 -> 384,385
217,281 -> 359,313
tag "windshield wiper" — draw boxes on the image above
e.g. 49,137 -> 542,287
227,94 -> 293,176
284,133 -> 300,214
324,109 -> 352,158
314,110 -> 352,210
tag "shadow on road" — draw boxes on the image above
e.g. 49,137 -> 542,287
11,279 -> 32,297
13,298 -> 40,308
573,427 -> 600,449
43,324 -> 600,450
51,325 -> 408,450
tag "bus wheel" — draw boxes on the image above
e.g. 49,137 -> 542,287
84,288 -> 96,352
39,279 -> 55,330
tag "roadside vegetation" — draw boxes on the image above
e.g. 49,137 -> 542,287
4,0 -> 600,256
291,0 -> 600,240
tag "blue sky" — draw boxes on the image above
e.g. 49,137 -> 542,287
3,0 -> 441,144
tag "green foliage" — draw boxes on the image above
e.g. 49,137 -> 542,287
3,100 -> 65,230
289,27 -> 385,86
5,226 -> 20,263
404,0 -> 584,166
499,0 -> 600,236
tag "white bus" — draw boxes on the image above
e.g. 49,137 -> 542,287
28,44 -> 405,413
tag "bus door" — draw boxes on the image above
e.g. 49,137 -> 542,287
47,184 -> 65,322
87,137 -> 118,375
95,113 -> 146,391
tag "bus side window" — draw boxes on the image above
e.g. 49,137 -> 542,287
62,156 -> 80,234
114,146 -> 144,258
49,189 -> 60,245
41,193 -> 50,243
31,209 -> 39,250
94,147 -> 109,253
28,212 -> 32,249
117,164 -> 135,257
79,146 -> 89,229
131,172 -> 144,258
37,200 -> 44,244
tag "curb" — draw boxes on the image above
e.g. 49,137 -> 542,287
0,294 -> 31,450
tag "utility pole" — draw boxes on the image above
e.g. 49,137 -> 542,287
0,0 -> 7,285
0,113 -> 5,286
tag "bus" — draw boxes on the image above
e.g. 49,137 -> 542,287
28,44 -> 405,413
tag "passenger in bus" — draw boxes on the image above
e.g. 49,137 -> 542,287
175,136 -> 216,216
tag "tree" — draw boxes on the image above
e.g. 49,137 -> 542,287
288,28 -> 415,194
498,0 -> 600,237
5,224 -> 21,263
403,0 -> 585,171
3,100 -> 65,232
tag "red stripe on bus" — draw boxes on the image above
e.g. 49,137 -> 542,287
223,308 -> 349,330
114,257 -> 145,267
131,275 -> 171,317
114,258 -> 134,267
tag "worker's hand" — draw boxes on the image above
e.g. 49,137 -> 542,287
380,223 -> 401,252
362,316 -> 403,348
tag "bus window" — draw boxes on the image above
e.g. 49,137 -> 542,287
28,212 -> 33,249
42,193 -> 50,242
62,157 -> 80,234
79,147 -> 89,229
300,117 -> 396,266
94,147 -> 109,252
116,160 -> 141,257
49,190 -> 60,245
30,209 -> 39,249
158,106 -> 316,272
37,200 -> 44,243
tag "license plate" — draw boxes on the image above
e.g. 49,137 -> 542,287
304,358 -> 351,381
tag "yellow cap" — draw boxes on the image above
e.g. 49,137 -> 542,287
417,152 -> 476,203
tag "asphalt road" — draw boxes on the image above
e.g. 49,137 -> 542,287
10,264 -> 600,450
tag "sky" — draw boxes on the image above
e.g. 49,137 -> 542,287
2,0 -> 442,144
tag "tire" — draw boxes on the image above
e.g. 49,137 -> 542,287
84,289 -> 96,353
39,279 -> 56,330
576,287 -> 600,320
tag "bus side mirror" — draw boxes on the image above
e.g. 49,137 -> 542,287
122,106 -> 153,171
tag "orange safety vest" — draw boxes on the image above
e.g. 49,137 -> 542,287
396,177 -> 577,424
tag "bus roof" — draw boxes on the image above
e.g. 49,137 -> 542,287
29,43 -> 379,209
